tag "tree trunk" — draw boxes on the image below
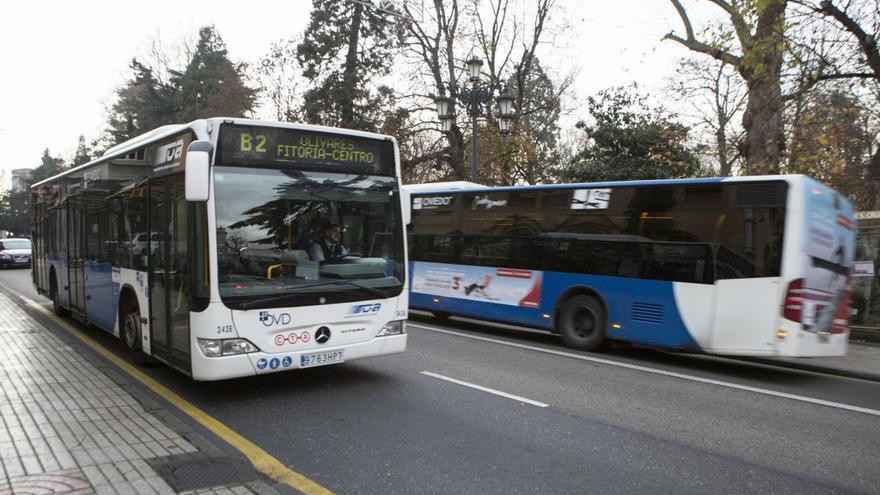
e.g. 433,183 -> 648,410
716,127 -> 731,176
867,145 -> 880,211
741,73 -> 784,175
341,1 -> 363,128
739,0 -> 786,175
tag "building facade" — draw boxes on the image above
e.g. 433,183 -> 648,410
10,168 -> 34,193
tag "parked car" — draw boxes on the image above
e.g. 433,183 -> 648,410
0,238 -> 32,269
129,232 -> 165,255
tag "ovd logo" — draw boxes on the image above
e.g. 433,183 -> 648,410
259,311 -> 292,327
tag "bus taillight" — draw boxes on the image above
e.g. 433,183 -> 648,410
783,278 -> 805,322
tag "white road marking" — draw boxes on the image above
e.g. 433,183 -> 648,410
420,371 -> 549,408
409,323 -> 880,418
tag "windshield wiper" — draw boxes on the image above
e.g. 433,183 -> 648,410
237,280 -> 392,310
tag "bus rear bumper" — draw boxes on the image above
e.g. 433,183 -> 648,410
190,334 -> 407,381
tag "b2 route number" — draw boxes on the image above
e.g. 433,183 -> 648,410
240,133 -> 267,153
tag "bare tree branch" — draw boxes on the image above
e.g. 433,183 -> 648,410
664,0 -> 743,67
817,0 -> 880,77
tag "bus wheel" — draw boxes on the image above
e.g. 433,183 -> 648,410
122,305 -> 154,366
558,295 -> 606,351
51,276 -> 69,317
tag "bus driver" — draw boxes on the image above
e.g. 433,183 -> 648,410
310,222 -> 349,262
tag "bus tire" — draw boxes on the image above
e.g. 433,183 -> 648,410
558,295 -> 606,351
51,274 -> 69,317
121,303 -> 154,366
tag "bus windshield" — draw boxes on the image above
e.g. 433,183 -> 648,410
214,166 -> 404,308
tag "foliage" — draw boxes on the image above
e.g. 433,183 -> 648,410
786,0 -> 880,208
106,26 -> 256,145
400,0 -> 566,182
32,149 -> 67,184
172,26 -> 257,122
479,60 -> 563,185
296,0 -> 404,130
669,55 -> 747,176
106,60 -> 174,144
0,149 -> 68,235
787,88 -> 874,207
257,37 -> 305,122
561,86 -> 705,183
72,135 -> 94,166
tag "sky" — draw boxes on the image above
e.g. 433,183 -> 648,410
0,0 -> 710,188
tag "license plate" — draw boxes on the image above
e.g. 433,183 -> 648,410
300,350 -> 344,368
14,259 -> 28,264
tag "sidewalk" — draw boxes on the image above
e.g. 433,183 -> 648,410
0,290 -> 269,495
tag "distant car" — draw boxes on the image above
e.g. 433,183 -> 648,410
0,238 -> 32,269
129,232 -> 165,254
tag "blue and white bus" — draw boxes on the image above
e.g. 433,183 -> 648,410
31,118 -> 408,380
406,176 -> 855,357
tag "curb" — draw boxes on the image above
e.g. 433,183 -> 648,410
850,328 -> 880,345
741,356 -> 880,383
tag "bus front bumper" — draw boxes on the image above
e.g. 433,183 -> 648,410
190,334 -> 407,381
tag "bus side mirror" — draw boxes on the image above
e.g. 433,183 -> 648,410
185,140 -> 212,202
401,189 -> 411,226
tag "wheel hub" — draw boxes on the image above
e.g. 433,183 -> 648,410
573,307 -> 596,338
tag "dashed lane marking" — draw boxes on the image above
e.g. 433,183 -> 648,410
421,371 -> 549,408
409,322 -> 880,418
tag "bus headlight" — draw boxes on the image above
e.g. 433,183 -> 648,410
198,338 -> 259,357
377,320 -> 406,337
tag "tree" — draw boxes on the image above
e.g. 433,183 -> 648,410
787,88 -> 874,206
106,60 -> 176,144
33,149 -> 67,183
72,135 -> 93,166
664,0 -> 788,175
561,86 -> 705,182
172,26 -> 256,122
481,60 -> 564,184
105,26 -> 256,145
402,0 -> 565,182
0,149 -> 67,235
670,55 -> 747,176
297,0 -> 404,130
790,0 -> 880,207
257,37 -> 305,122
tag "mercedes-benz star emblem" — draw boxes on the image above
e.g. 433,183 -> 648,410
315,327 -> 331,344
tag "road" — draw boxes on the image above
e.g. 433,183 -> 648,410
2,267 -> 879,494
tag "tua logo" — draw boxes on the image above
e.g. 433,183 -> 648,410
259,311 -> 292,327
348,303 -> 381,317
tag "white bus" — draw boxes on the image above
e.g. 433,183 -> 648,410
407,175 -> 855,357
31,118 -> 408,380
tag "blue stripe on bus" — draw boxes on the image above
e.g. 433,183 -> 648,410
410,262 -> 702,352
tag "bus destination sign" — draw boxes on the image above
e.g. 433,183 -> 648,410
218,124 -> 395,175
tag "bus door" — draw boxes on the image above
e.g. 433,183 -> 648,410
149,176 -> 191,371
68,198 -> 87,315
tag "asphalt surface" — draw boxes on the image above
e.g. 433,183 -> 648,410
2,268 -> 879,494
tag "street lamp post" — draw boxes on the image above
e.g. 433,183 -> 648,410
433,56 -> 516,182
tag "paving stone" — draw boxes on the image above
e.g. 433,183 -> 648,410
0,291 -> 259,495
